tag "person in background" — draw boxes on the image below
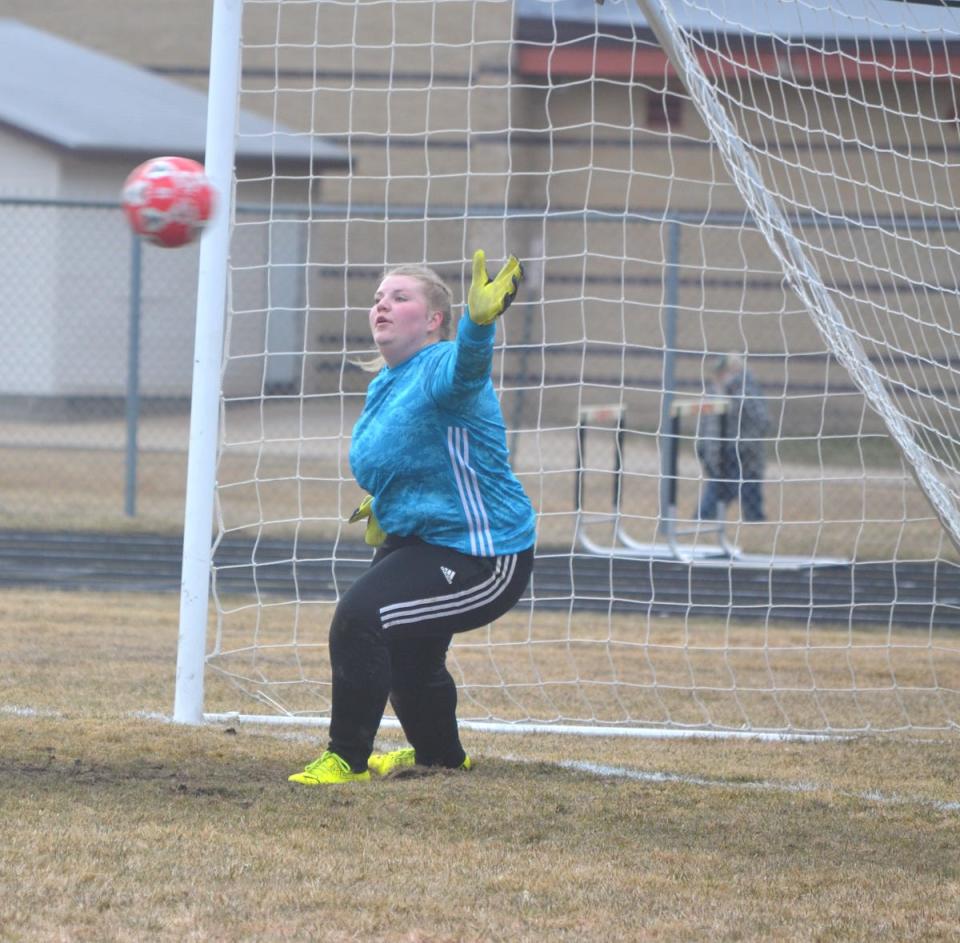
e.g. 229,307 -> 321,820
695,353 -> 769,523
289,250 -> 536,785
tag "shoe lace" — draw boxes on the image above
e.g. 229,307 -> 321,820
304,751 -> 350,775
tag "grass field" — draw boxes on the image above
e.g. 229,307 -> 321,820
206,602 -> 960,734
2,588 -> 959,942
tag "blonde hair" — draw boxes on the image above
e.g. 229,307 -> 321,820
355,264 -> 454,373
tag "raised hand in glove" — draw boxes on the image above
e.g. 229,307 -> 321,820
348,495 -> 387,547
467,249 -> 524,325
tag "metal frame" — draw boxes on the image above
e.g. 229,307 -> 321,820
573,402 -> 847,570
174,0 -> 243,725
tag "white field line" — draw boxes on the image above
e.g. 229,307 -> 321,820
5,705 -> 957,813
533,757 -> 960,814
0,704 -> 61,717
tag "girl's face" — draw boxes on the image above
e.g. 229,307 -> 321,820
369,274 -> 443,367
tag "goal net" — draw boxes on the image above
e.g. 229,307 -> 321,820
179,0 -> 960,736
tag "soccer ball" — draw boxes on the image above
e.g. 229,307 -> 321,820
121,156 -> 215,248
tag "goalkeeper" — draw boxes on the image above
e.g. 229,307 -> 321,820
289,250 -> 536,785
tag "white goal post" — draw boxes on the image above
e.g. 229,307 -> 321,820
175,0 -> 960,736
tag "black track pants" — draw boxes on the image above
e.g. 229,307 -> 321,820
327,536 -> 534,771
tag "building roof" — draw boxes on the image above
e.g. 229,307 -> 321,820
515,0 -> 960,80
0,20 -> 348,166
516,0 -> 960,40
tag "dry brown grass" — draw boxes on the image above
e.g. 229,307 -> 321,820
205,603 -> 960,735
1,588 -> 959,942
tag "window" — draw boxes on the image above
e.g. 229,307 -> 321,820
646,88 -> 684,129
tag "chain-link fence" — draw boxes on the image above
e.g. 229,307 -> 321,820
0,197 -> 917,557
0,198 -> 200,531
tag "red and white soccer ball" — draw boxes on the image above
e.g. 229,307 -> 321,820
121,156 -> 216,248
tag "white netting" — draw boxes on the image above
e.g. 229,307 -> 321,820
200,0 -> 960,735
643,0 -> 960,547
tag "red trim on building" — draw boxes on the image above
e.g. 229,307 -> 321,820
516,45 -> 959,82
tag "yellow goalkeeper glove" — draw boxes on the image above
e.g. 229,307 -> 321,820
348,495 -> 387,548
467,249 -> 524,325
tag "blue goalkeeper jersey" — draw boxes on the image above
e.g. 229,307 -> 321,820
350,315 -> 536,556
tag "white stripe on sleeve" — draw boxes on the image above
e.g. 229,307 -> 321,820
446,426 -> 494,556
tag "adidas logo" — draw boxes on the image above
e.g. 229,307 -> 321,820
441,566 -> 456,585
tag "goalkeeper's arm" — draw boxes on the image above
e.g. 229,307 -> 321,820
427,249 -> 525,404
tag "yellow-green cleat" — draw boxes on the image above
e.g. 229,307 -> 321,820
367,747 -> 416,776
288,750 -> 371,785
367,747 -> 473,775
